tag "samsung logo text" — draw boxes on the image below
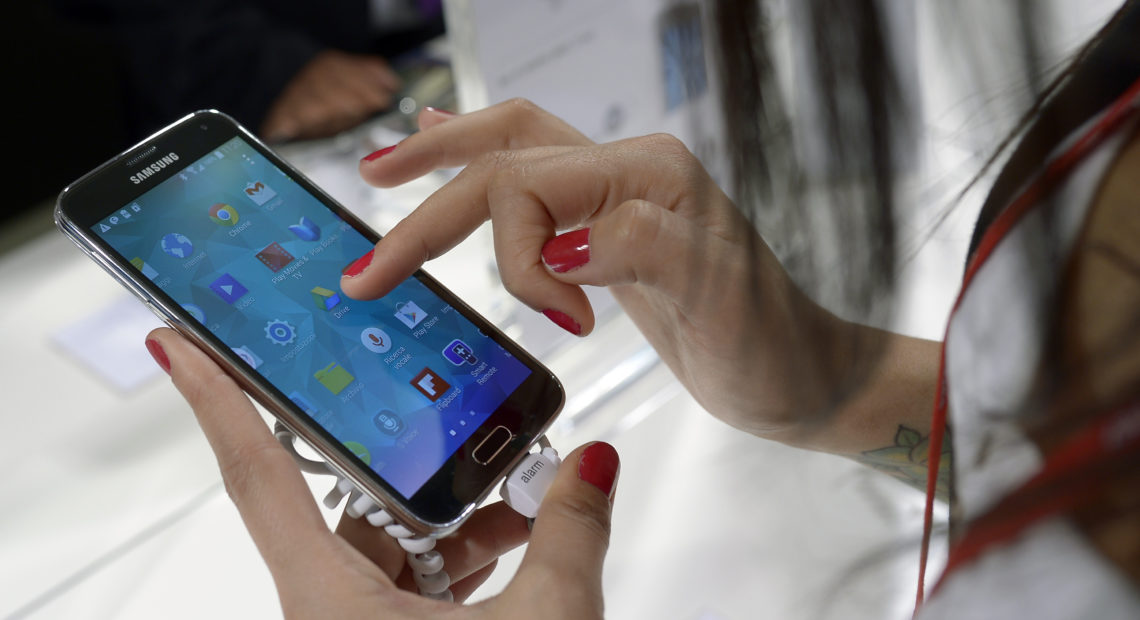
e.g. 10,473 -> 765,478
129,152 -> 180,184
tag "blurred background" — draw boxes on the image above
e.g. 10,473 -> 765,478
0,1 -> 1123,618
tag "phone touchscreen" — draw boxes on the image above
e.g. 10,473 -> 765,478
92,137 -> 532,500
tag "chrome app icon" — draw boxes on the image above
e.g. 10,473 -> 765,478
208,203 -> 240,226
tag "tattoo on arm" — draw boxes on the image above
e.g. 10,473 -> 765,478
854,424 -> 953,503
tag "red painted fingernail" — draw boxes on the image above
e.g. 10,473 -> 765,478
542,309 -> 581,335
541,228 -> 591,274
146,338 -> 171,375
342,249 -> 374,278
423,106 -> 457,117
362,145 -> 397,162
578,442 -> 619,499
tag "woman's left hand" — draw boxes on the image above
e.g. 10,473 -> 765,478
144,327 -> 617,618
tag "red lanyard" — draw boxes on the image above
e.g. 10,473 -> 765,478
933,403 -> 1140,596
915,76 -> 1140,613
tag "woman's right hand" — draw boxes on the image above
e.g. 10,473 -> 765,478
341,100 -> 874,442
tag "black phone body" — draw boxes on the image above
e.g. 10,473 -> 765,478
55,110 -> 563,536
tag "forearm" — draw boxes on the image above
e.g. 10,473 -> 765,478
609,237 -> 948,500
833,324 -> 949,500
769,311 -> 949,499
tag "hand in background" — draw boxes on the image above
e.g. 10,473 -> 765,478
261,50 -> 402,142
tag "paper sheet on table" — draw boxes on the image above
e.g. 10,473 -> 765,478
445,0 -> 727,178
52,295 -> 165,392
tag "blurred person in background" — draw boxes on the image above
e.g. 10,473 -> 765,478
8,1 -> 442,227
52,0 -> 445,142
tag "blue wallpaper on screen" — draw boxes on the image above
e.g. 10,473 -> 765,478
95,138 -> 531,498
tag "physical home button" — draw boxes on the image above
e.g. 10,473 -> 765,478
473,426 -> 513,465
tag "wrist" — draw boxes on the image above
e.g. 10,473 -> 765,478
745,276 -> 893,448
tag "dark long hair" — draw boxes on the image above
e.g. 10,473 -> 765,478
714,0 -> 1139,317
714,0 -> 905,324
710,0 -> 1140,603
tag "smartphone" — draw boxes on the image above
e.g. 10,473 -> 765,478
55,110 -> 564,536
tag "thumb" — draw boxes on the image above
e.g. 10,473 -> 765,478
505,442 -> 619,615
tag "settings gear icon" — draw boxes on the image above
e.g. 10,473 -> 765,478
264,319 -> 297,346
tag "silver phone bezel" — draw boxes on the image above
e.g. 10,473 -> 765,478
54,110 -> 562,537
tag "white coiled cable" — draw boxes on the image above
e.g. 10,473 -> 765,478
274,423 -> 453,600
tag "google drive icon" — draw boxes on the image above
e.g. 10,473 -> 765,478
311,286 -> 341,311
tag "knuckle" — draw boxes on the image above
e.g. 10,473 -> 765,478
497,267 -> 521,296
502,97 -> 543,119
483,152 -> 533,203
609,202 -> 667,287
471,149 -> 516,179
387,216 -> 436,265
500,98 -> 559,147
495,262 -> 529,300
613,201 -> 666,250
640,132 -> 691,159
493,242 -> 546,304
637,133 -> 697,177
